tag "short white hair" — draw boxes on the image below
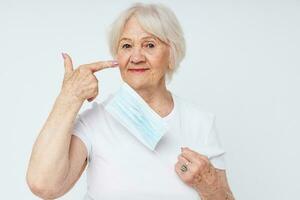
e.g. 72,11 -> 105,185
108,2 -> 186,81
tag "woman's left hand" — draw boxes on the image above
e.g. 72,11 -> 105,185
175,147 -> 219,196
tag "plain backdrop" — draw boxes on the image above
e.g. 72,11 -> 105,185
0,0 -> 299,199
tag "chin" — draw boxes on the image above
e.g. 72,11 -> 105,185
124,78 -> 150,91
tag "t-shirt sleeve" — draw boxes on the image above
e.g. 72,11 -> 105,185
72,114 -> 92,162
204,114 -> 226,170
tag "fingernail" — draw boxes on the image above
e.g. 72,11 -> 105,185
61,52 -> 66,59
181,147 -> 188,151
112,60 -> 118,66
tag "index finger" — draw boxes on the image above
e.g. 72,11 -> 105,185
83,60 -> 119,73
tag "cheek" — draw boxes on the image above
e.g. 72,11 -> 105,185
149,53 -> 169,72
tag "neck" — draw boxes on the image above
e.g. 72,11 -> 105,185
135,81 -> 174,118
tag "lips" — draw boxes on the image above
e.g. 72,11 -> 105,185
128,68 -> 150,73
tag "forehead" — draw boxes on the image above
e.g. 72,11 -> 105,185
119,16 -> 155,41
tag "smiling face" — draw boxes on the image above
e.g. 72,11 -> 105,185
116,16 -> 170,91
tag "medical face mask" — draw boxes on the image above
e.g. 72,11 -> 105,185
104,82 -> 169,151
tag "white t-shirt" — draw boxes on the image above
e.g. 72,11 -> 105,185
73,93 -> 226,200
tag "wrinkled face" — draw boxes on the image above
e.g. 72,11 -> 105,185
116,16 -> 170,90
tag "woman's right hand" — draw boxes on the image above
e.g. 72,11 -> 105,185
60,53 -> 118,103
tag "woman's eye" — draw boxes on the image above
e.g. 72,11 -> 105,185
121,44 -> 131,49
146,43 -> 155,48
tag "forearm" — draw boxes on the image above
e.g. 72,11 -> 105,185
27,93 -> 83,187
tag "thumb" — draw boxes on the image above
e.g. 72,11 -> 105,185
62,53 -> 73,74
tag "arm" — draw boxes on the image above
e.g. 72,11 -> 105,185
26,93 -> 84,198
26,53 -> 118,199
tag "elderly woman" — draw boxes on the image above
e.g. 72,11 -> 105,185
26,3 -> 234,200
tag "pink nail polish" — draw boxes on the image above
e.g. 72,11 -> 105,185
62,53 -> 66,59
112,60 -> 118,65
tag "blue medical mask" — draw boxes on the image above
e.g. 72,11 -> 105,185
104,82 -> 169,151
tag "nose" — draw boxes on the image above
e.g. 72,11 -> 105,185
129,47 -> 145,64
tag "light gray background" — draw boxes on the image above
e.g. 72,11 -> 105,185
0,0 -> 299,199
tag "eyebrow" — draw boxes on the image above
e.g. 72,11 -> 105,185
119,36 -> 157,43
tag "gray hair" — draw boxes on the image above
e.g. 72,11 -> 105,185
108,2 -> 186,81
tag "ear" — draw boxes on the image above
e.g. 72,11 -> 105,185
168,44 -> 175,70
168,53 -> 175,70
